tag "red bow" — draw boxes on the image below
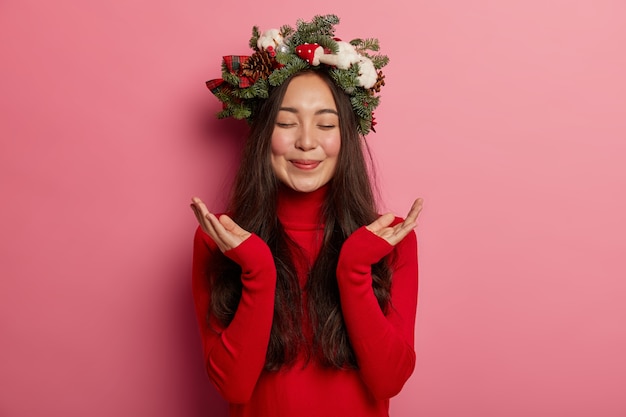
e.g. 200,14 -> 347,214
206,55 -> 253,93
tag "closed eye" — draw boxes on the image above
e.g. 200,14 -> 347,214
276,122 -> 297,128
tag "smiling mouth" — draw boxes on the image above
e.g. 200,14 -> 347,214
290,160 -> 321,170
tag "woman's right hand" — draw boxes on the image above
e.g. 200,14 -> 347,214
190,197 -> 251,253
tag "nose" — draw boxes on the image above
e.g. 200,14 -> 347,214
295,125 -> 317,151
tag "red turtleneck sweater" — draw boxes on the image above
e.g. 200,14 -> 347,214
192,186 -> 418,417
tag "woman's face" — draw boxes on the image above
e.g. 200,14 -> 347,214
270,73 -> 341,193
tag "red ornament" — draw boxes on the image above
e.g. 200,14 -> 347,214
295,43 -> 322,65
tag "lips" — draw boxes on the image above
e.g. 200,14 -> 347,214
290,160 -> 321,170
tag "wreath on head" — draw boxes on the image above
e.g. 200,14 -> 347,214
206,14 -> 389,136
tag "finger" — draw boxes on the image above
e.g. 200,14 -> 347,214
218,214 -> 251,239
391,221 -> 417,243
190,198 -> 242,252
205,212 -> 228,239
366,212 -> 395,233
403,198 -> 424,225
218,214 -> 238,233
394,202 -> 422,236
203,212 -> 220,235
382,225 -> 414,246
190,197 -> 210,220
190,203 -> 203,224
189,198 -> 227,245
382,200 -> 423,245
190,199 -> 214,233
204,212 -> 233,252
207,213 -> 248,251
190,196 -> 205,207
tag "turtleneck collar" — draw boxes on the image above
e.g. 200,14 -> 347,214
276,184 -> 328,230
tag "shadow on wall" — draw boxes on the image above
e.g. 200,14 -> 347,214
172,253 -> 229,417
177,103 -> 250,416
191,100 -> 250,210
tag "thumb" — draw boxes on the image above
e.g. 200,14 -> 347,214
218,214 -> 238,232
218,214 -> 251,239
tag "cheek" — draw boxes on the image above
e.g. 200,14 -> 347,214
270,133 -> 289,177
324,134 -> 341,158
270,132 -> 290,157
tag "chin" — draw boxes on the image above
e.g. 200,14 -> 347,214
288,180 -> 326,193
292,185 -> 320,193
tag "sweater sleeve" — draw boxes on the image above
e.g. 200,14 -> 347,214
191,226 -> 276,403
336,220 -> 418,399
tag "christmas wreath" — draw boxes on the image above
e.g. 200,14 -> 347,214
206,14 -> 389,135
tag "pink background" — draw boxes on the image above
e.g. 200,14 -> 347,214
1,1 -> 625,416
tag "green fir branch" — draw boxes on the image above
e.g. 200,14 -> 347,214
354,38 -> 380,52
370,55 -> 390,69
280,25 -> 294,39
222,71 -> 240,87
249,26 -> 261,50
251,78 -> 269,99
268,61 -> 309,86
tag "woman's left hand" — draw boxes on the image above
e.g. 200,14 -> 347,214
366,198 -> 423,246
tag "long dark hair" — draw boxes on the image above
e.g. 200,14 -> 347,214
207,69 -> 392,370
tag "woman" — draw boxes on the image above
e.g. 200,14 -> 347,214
190,15 -> 423,417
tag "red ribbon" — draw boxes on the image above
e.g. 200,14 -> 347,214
206,55 -> 253,92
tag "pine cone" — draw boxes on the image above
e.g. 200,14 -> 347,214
241,50 -> 275,82
370,71 -> 386,93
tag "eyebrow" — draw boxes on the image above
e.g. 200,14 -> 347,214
278,107 -> 339,116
